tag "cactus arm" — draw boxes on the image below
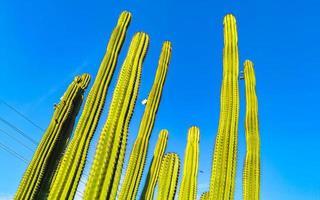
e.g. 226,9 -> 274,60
243,60 -> 260,200
209,14 -> 239,200
178,126 -> 200,200
14,74 -> 90,200
47,11 -> 131,200
157,153 -> 180,200
200,191 -> 210,200
139,129 -> 168,200
118,41 -> 171,200
83,32 -> 149,200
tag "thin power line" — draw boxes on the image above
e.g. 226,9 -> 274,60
0,128 -> 35,152
0,100 -> 45,131
0,116 -> 38,145
0,141 -> 28,163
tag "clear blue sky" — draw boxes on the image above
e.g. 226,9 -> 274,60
1,1 -> 320,200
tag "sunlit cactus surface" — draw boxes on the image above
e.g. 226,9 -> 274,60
13,11 -> 261,200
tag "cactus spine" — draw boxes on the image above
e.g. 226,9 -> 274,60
157,153 -> 180,200
119,41 -> 172,200
178,126 -> 200,200
200,192 -> 210,200
47,11 -> 131,200
14,74 -> 90,200
140,129 -> 169,200
243,60 -> 260,200
83,32 -> 149,200
209,14 -> 239,200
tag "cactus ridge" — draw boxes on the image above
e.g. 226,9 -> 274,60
83,32 -> 149,200
243,60 -> 260,200
140,129 -> 168,200
178,126 -> 200,200
118,41 -> 171,200
200,191 -> 210,200
14,74 -> 90,200
157,153 -> 180,200
209,14 -> 239,200
47,11 -> 131,200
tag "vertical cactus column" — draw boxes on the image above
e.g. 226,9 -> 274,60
140,129 -> 169,200
14,74 -> 90,200
243,60 -> 260,200
47,11 -> 131,200
178,126 -> 200,200
119,41 -> 172,200
83,32 -> 149,200
157,153 -> 180,200
200,191 -> 210,200
209,14 -> 239,200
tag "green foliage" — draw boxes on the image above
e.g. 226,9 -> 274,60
178,126 -> 200,200
119,41 -> 172,200
140,130 -> 169,200
14,74 -> 90,200
200,191 -> 209,200
47,11 -> 131,200
157,153 -> 180,200
83,32 -> 149,200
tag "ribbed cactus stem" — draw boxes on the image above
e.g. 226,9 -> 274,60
157,153 -> 180,200
14,74 -> 90,200
140,129 -> 169,200
83,32 -> 149,200
200,191 -> 210,200
243,60 -> 260,200
178,126 -> 200,200
47,11 -> 131,200
209,14 -> 239,200
119,41 -> 172,200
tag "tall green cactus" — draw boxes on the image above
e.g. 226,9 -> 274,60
243,60 -> 260,200
119,41 -> 172,200
83,32 -> 149,200
200,191 -> 210,200
140,129 -> 169,200
157,153 -> 180,200
178,126 -> 200,200
14,74 -> 90,200
47,11 -> 131,200
209,14 -> 239,200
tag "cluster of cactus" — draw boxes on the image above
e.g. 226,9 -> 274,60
14,74 -> 90,200
15,10 -> 260,200
118,41 -> 171,200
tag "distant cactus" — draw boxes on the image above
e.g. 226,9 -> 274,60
83,32 -> 149,200
119,41 -> 172,200
157,153 -> 180,200
14,74 -> 90,200
140,130 -> 169,200
47,11 -> 131,200
243,60 -> 260,200
178,126 -> 200,200
200,191 -> 210,200
209,14 -> 239,200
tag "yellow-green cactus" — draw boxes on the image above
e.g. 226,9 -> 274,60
14,74 -> 90,200
200,191 -> 209,200
178,126 -> 200,200
83,32 -> 149,200
209,14 -> 239,200
119,41 -> 172,200
243,60 -> 260,200
157,153 -> 180,200
140,129 -> 169,200
47,11 -> 131,200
